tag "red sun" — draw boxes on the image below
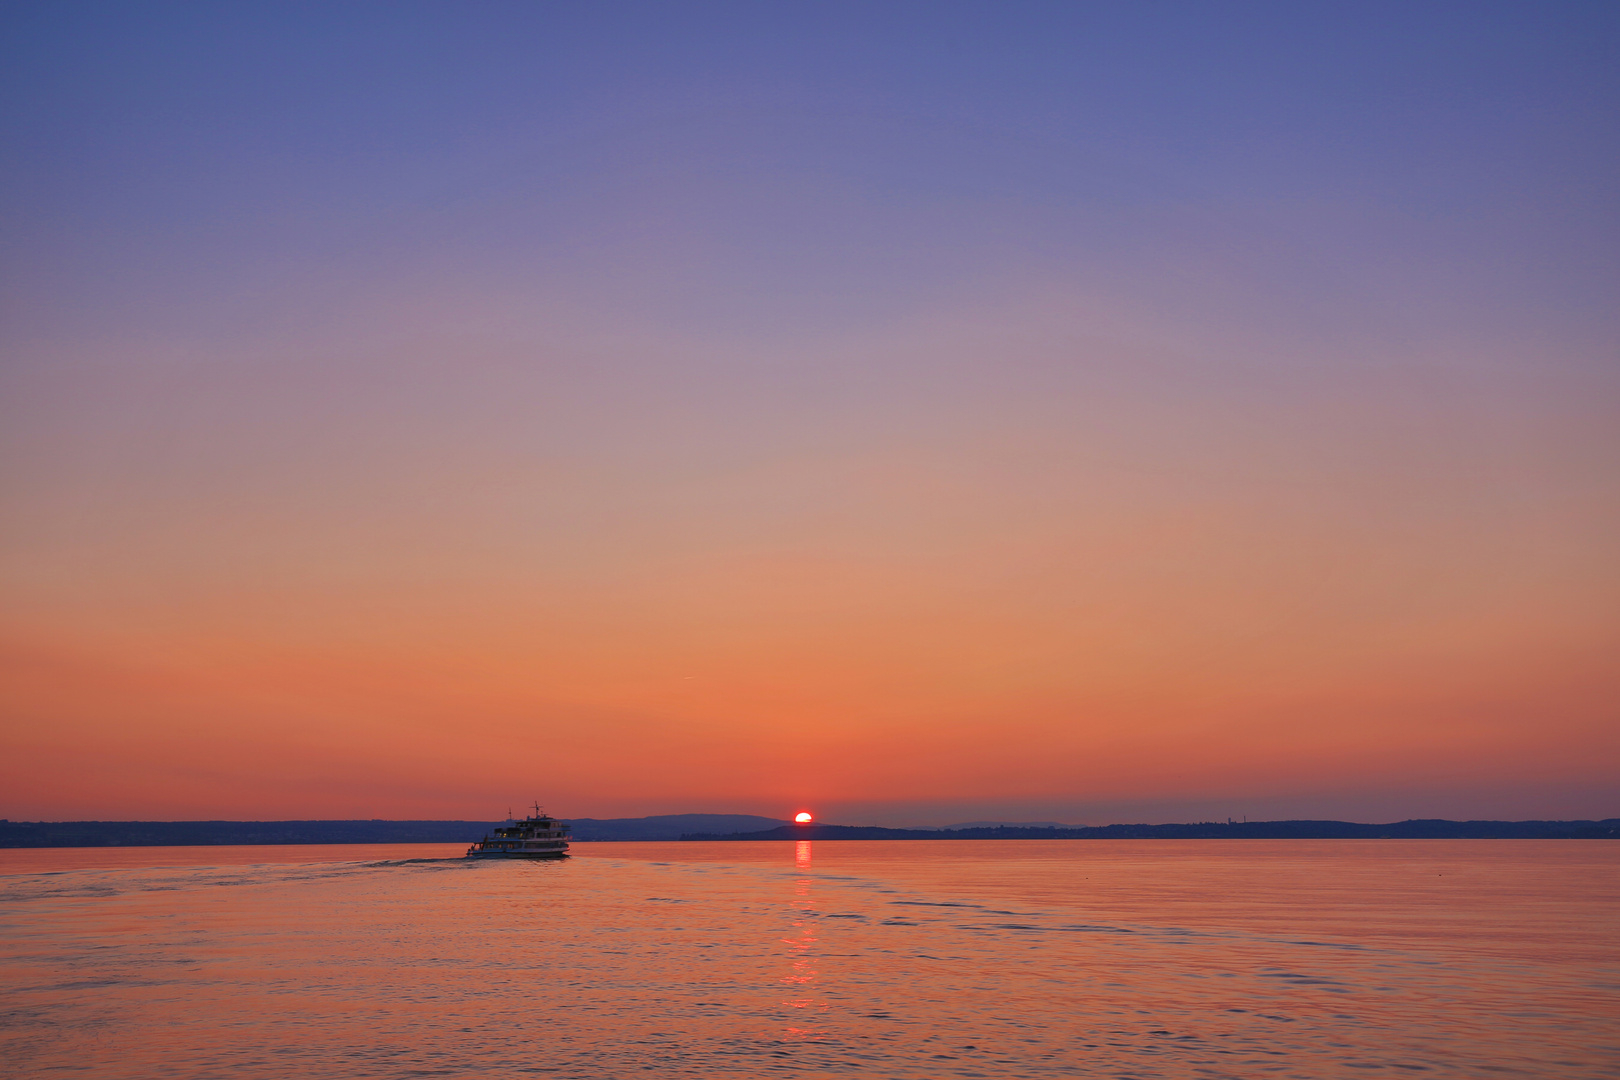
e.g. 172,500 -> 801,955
794,812 -> 813,824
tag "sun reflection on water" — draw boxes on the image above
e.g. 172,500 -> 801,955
781,840 -> 825,1038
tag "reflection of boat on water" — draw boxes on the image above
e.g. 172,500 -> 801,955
465,804 -> 571,859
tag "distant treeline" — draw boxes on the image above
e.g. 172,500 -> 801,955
0,820 -> 500,848
0,814 -> 787,848
4,816 -> 1614,849
681,819 -> 1620,841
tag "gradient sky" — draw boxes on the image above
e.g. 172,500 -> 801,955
2,2 -> 1617,825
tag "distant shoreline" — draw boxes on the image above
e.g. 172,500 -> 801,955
0,813 -> 781,848
681,819 -> 1620,841
2,816 -> 1614,848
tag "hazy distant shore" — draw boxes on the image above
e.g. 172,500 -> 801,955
0,814 -> 783,848
2,815 -> 1614,848
681,820 -> 1620,841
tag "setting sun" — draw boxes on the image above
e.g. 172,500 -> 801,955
794,812 -> 813,824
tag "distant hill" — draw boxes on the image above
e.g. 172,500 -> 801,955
568,815 -> 786,841
681,819 -> 1620,841
4,815 -> 1613,848
0,814 -> 789,848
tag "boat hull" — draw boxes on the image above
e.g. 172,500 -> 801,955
464,849 -> 570,859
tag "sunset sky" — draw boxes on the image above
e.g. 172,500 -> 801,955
2,2 -> 1616,826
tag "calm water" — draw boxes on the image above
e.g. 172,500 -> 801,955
1,840 -> 1615,1078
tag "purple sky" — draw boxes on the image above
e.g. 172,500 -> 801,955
2,2 -> 1617,824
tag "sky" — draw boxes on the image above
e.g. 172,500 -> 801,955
2,1 -> 1617,826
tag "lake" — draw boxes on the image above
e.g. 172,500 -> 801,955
2,839 -> 1615,1078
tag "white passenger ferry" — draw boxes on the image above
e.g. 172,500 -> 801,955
465,805 -> 571,859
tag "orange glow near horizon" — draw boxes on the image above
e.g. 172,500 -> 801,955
2,16 -> 1617,828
